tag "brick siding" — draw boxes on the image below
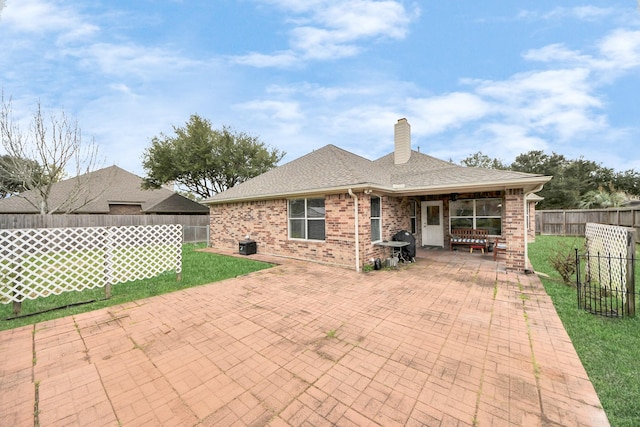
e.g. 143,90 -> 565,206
210,190 -> 528,272
505,189 -> 526,271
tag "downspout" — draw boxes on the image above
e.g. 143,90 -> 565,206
523,184 -> 544,271
348,189 -> 360,273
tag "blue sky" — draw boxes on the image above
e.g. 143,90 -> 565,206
1,1 -> 639,177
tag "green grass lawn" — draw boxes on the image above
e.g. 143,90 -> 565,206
0,243 -> 272,331
529,235 -> 640,427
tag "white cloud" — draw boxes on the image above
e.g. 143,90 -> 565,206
597,29 -> 640,71
406,93 -> 491,137
66,43 -> 202,80
472,68 -> 604,141
235,100 -> 304,122
518,6 -> 616,21
478,123 -> 549,156
2,0 -> 98,42
522,44 -> 593,65
235,0 -> 419,67
233,51 -> 299,68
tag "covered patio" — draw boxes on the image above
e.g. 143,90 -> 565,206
0,248 -> 608,426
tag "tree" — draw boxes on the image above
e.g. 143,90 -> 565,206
578,185 -> 627,209
0,155 -> 44,198
509,151 -> 571,209
460,151 -> 507,169
0,95 -> 102,213
612,169 -> 640,196
142,114 -> 285,199
460,148 -> 640,209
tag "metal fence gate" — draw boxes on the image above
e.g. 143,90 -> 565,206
576,250 -> 636,318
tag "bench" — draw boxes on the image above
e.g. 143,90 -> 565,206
449,228 -> 489,253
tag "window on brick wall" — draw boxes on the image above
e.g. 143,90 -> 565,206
371,196 -> 381,242
410,200 -> 417,234
289,198 -> 326,241
450,198 -> 502,235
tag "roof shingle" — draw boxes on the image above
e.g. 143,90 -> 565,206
205,145 -> 551,204
0,165 -> 208,214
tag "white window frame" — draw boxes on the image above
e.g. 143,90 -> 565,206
449,198 -> 502,236
410,200 -> 417,234
371,196 -> 382,242
288,198 -> 326,241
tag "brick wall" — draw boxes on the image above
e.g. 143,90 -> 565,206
209,189 -> 529,272
505,189 -> 526,270
210,194 -> 359,269
360,195 -> 413,265
209,192 -> 418,270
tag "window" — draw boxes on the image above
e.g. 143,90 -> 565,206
450,198 -> 502,235
371,196 -> 381,241
410,200 -> 417,234
289,198 -> 325,241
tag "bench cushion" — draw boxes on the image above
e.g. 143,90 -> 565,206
451,237 -> 487,244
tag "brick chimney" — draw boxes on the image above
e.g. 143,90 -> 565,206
394,118 -> 411,165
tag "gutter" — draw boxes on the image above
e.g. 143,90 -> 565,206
348,189 -> 360,273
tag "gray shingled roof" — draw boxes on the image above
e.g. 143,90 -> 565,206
0,165 -> 209,214
204,145 -> 551,204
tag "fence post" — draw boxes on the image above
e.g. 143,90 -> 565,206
626,230 -> 636,317
176,225 -> 183,282
575,248 -> 581,310
10,234 -> 22,316
12,268 -> 21,316
12,276 -> 22,316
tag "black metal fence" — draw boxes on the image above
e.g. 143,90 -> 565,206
576,250 -> 637,318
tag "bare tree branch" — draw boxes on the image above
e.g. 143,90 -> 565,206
0,94 -> 104,214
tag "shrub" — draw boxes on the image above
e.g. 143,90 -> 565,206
548,242 -> 577,285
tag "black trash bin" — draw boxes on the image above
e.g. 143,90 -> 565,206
239,239 -> 257,255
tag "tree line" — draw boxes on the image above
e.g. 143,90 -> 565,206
460,151 -> 640,210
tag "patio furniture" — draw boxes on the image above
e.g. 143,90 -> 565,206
469,244 -> 485,254
375,240 -> 410,268
450,228 -> 489,252
493,238 -> 507,261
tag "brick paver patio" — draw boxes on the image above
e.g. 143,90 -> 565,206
0,248 -> 609,426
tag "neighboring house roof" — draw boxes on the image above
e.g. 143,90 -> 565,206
0,165 -> 209,214
204,144 -> 552,204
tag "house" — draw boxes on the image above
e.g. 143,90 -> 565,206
204,119 -> 552,272
0,165 -> 209,215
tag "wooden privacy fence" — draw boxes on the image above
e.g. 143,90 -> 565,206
536,208 -> 640,237
0,224 -> 182,315
0,213 -> 208,229
0,214 -> 210,243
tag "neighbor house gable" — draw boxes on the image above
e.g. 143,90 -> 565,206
0,165 -> 208,215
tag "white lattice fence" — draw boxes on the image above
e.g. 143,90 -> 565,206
584,222 -> 633,294
0,224 -> 181,305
